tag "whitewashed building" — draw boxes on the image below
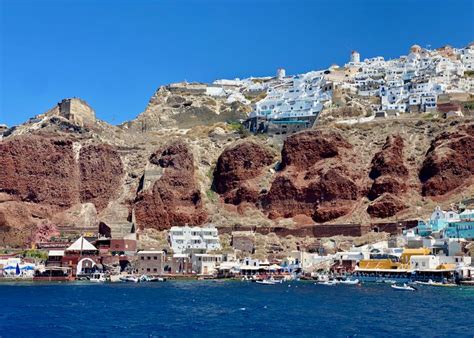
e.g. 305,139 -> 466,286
169,225 -> 220,254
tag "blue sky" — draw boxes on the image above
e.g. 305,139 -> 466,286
1,0 -> 473,126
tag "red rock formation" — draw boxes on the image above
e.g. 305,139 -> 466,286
135,141 -> 207,230
0,136 -> 80,208
281,130 -> 351,170
0,135 -> 124,246
79,144 -> 124,210
213,141 -> 275,204
367,194 -> 407,218
419,127 -> 474,196
262,130 -> 361,222
367,135 -> 408,201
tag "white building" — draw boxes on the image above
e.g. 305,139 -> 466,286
169,225 -> 220,254
191,253 -> 222,275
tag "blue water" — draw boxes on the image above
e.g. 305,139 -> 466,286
0,281 -> 473,337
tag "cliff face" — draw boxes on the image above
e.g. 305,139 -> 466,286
213,141 -> 276,204
419,125 -> 474,196
0,134 -> 125,246
79,144 -> 124,210
367,135 -> 409,218
134,141 -> 208,230
0,136 -> 80,208
261,130 -> 362,223
1,96 -> 473,248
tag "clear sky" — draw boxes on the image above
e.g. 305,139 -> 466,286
1,0 -> 473,126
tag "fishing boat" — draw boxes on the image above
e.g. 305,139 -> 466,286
391,283 -> 417,291
119,275 -> 140,283
90,273 -> 107,283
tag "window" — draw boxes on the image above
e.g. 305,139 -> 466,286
147,256 -> 151,260
154,256 -> 157,260
147,268 -> 150,272
141,256 -> 144,260
154,268 -> 158,272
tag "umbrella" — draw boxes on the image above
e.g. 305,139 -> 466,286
3,266 -> 16,270
15,263 -> 20,275
21,266 -> 35,271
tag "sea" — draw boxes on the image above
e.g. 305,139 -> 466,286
0,281 -> 473,337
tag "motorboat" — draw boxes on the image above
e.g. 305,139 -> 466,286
256,279 -> 277,285
139,275 -> 165,282
339,279 -> 360,285
119,275 -> 140,283
316,280 -> 338,286
90,273 -> 107,283
415,279 -> 457,287
391,283 -> 416,291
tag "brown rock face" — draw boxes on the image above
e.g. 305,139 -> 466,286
369,135 -> 408,179
367,194 -> 407,218
419,127 -> 474,196
79,144 -> 124,210
0,135 -> 124,246
367,135 -> 408,201
213,141 -> 275,204
0,136 -> 80,208
367,135 -> 409,218
262,130 -> 360,222
135,141 -> 207,230
281,130 -> 351,170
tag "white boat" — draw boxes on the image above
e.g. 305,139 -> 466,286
119,275 -> 140,283
316,280 -> 337,286
415,279 -> 457,287
140,275 -> 165,282
339,279 -> 359,285
256,279 -> 277,285
391,283 -> 416,291
90,273 -> 107,283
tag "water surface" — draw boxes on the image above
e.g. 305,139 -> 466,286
1,281 -> 473,337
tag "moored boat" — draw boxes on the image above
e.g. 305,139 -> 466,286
90,273 -> 107,283
119,275 -> 140,283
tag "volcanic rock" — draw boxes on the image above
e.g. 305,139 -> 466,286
262,130 -> 361,222
213,141 -> 275,204
134,141 -> 208,230
367,135 -> 408,202
419,126 -> 474,196
0,136 -> 80,208
367,194 -> 407,218
79,144 -> 124,210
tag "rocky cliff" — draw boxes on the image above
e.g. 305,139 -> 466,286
1,97 -> 473,248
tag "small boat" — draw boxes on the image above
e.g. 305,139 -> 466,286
339,279 -> 359,285
256,279 -> 277,285
140,275 -> 165,282
391,283 -> 416,291
415,279 -> 456,287
119,275 -> 140,283
317,280 -> 338,286
90,273 -> 107,283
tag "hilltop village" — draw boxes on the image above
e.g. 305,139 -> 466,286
0,43 -> 473,285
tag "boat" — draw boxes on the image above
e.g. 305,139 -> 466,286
139,275 -> 165,282
391,283 -> 417,291
415,279 -> 457,287
339,279 -> 359,285
316,280 -> 338,286
256,279 -> 277,285
119,275 -> 140,283
90,273 -> 107,283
